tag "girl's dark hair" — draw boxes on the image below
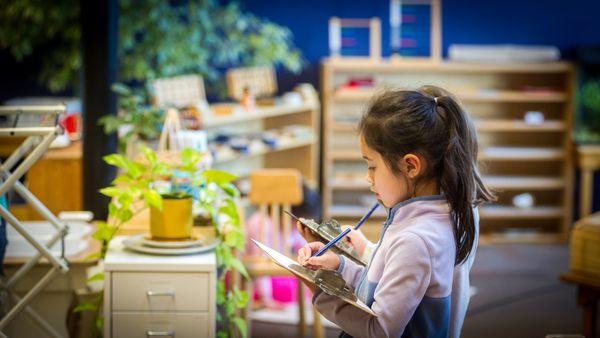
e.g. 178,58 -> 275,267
358,86 -> 496,265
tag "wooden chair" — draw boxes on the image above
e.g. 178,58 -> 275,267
241,169 -> 324,338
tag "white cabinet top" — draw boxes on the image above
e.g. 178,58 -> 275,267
104,236 -> 217,272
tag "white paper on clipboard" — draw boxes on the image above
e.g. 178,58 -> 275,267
251,238 -> 376,316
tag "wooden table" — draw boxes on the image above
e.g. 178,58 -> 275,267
577,145 -> 600,218
561,271 -> 600,338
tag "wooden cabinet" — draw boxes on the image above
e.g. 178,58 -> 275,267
104,237 -> 217,338
321,59 -> 575,243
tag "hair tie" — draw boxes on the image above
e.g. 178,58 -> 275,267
434,97 -> 438,104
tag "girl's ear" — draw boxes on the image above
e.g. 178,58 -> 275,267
400,154 -> 422,179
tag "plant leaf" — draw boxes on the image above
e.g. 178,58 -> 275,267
230,257 -> 249,280
86,272 -> 105,283
73,301 -> 98,313
233,316 -> 248,338
143,190 -> 162,210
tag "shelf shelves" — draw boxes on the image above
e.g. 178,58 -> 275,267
483,175 -> 565,190
479,147 -> 565,161
324,58 -> 573,74
322,59 -> 574,242
329,175 -> 565,191
331,123 -> 358,132
330,150 -> 362,161
203,103 -> 317,128
329,204 -> 387,219
329,177 -> 369,190
331,147 -> 566,162
475,119 -> 565,132
213,137 -> 314,164
460,90 -> 567,103
333,88 -> 568,104
479,205 -> 564,220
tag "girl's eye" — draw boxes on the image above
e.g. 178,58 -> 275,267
368,166 -> 375,170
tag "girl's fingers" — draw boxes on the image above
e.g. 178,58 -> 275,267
306,257 -> 323,266
298,247 -> 309,261
307,241 -> 325,251
297,242 -> 324,265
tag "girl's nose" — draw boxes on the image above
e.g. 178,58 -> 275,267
364,172 -> 373,184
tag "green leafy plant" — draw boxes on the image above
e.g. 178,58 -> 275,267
75,146 -> 249,337
577,80 -> 600,143
0,0 -> 303,95
98,83 -> 164,153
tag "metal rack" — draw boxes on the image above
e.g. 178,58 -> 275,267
0,105 -> 69,338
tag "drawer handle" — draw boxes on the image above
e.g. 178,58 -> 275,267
146,331 -> 174,337
146,291 -> 175,297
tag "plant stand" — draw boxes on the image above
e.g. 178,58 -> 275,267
0,105 -> 70,338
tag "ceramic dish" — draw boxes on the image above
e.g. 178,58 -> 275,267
136,234 -> 206,248
123,236 -> 219,256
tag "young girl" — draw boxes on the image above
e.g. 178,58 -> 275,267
297,86 -> 495,338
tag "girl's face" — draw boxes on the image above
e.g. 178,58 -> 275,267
359,136 -> 412,208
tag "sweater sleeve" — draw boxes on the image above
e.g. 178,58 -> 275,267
314,232 -> 432,337
337,255 -> 365,289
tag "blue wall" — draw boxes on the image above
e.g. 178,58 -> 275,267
237,0 -> 600,92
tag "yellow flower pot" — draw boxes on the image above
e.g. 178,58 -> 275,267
150,197 -> 193,240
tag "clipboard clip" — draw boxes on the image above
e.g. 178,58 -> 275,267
285,210 -> 368,266
314,269 -> 357,302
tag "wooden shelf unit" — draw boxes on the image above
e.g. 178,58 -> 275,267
206,102 -> 320,188
321,58 -> 574,243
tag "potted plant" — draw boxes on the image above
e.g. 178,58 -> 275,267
98,83 -> 165,155
76,145 -> 249,337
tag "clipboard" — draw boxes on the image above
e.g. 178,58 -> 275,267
284,211 -> 368,266
251,239 -> 376,316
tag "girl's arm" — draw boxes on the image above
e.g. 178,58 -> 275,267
314,232 -> 432,337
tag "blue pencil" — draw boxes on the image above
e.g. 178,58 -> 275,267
313,203 -> 380,258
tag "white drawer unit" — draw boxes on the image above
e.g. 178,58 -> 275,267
112,272 -> 210,311
112,312 -> 210,338
104,237 -> 217,338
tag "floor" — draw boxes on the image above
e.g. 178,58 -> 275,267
251,243 -> 594,338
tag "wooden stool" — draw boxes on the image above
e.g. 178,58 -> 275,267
241,169 -> 324,338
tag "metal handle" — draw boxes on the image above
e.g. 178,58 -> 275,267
146,331 -> 174,337
146,291 -> 175,297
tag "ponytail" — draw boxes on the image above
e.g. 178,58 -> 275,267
436,96 -> 495,264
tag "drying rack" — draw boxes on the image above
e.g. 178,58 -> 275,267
0,105 -> 69,338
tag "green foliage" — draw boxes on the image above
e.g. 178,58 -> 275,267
78,145 -> 248,337
577,80 -> 600,143
98,83 -> 165,153
197,168 -> 248,337
0,1 -> 80,92
0,0 -> 303,95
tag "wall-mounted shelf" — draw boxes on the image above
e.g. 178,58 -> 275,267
204,103 -> 317,128
205,102 -> 320,187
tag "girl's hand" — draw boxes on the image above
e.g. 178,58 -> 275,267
297,241 -> 340,271
296,221 -> 319,242
342,226 -> 368,257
